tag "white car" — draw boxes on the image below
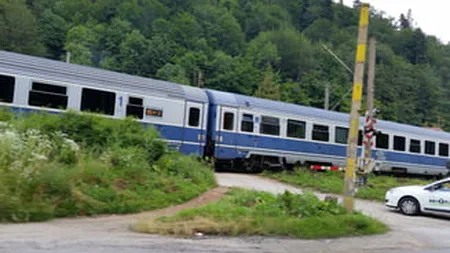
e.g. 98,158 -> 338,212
385,177 -> 450,216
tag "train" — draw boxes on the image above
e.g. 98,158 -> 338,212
1,50 -> 449,177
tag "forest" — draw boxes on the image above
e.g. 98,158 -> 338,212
1,0 -> 449,130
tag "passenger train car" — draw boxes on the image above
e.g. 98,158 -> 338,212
1,50 -> 449,177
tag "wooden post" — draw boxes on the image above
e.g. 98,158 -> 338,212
197,70 -> 204,88
343,3 -> 370,213
66,51 -> 71,63
324,83 -> 330,110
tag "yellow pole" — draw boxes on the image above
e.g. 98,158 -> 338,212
343,3 -> 370,213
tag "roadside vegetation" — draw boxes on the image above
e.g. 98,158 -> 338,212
263,169 -> 433,202
134,188 -> 388,239
0,108 -> 216,222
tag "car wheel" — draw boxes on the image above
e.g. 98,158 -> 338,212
398,197 -> 420,216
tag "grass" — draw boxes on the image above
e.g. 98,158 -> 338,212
133,188 -> 388,239
0,108 -> 216,222
263,168 -> 434,202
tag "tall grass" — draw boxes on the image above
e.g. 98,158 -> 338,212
0,108 -> 216,222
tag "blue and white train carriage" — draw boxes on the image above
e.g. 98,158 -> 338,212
206,89 -> 450,176
0,50 -> 209,156
0,50 -> 449,177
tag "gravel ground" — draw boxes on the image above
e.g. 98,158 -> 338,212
0,173 -> 449,253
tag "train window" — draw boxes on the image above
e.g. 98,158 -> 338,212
223,112 -> 234,130
188,107 -> 200,127
81,88 -> 115,115
260,116 -> 280,136
0,74 -> 15,103
126,96 -> 144,119
375,133 -> 389,149
335,127 -> 348,144
393,136 -> 406,151
358,130 -> 363,146
409,139 -> 421,153
287,119 -> 306,139
241,114 -> 254,133
439,143 -> 449,157
28,82 -> 68,109
425,141 -> 436,155
312,124 -> 329,142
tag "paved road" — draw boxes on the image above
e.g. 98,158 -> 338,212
0,173 -> 449,253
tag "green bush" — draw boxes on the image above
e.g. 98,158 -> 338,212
136,188 -> 388,239
0,109 -> 216,222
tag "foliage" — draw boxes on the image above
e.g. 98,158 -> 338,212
254,65 -> 281,101
134,188 -> 388,239
1,0 -> 450,129
0,110 -> 216,222
263,169 -> 433,202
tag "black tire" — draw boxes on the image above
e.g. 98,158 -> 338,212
398,197 -> 420,216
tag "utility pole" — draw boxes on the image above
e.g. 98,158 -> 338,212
197,70 -> 204,88
66,51 -> 71,63
343,3 -> 370,213
324,83 -> 330,110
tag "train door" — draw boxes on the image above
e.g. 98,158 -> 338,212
215,106 -> 238,158
184,101 -> 206,156
237,110 -> 259,153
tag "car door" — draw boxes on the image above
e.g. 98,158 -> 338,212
423,179 -> 450,214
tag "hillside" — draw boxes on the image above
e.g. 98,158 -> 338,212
1,0 -> 449,130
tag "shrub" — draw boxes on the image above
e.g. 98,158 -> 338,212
0,110 -> 216,222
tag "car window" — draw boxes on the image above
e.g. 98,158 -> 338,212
440,182 -> 450,191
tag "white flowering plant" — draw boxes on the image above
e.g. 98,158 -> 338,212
0,109 -> 215,223
0,126 -> 80,182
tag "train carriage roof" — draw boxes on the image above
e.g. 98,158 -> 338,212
0,50 -> 208,103
206,89 -> 450,140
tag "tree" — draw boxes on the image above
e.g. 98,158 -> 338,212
64,25 -> 97,65
117,0 -> 169,37
0,0 -> 45,55
39,9 -> 68,59
102,18 -> 132,56
262,29 -> 317,81
321,0 -> 333,20
3,0 -> 450,130
177,51 -> 208,86
156,63 -> 189,85
194,5 -> 245,56
205,51 -> 259,94
398,13 -> 410,30
64,43 -> 93,65
254,65 -> 281,101
246,33 -> 280,69
241,2 -> 291,40
118,30 -> 151,76
298,0 -> 313,30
